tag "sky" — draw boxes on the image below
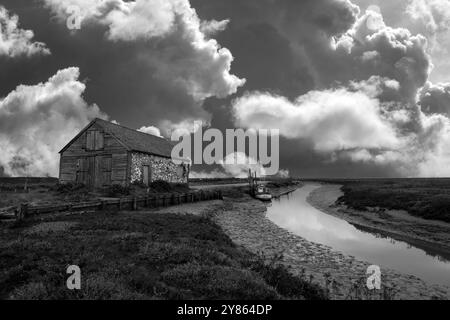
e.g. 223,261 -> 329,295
0,0 -> 450,178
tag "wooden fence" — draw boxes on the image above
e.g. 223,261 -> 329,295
2,190 -> 223,221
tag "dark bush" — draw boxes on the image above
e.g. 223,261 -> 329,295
51,182 -> 88,194
106,184 -> 131,197
149,180 -> 172,192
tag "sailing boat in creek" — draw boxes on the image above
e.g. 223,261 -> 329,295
248,169 -> 273,202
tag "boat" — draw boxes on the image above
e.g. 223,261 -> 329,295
254,185 -> 273,202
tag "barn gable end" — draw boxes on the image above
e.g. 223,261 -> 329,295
59,118 -> 189,188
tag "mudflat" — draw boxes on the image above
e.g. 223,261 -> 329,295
209,188 -> 450,300
308,184 -> 450,255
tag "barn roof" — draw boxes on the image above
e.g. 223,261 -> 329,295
59,118 -> 177,159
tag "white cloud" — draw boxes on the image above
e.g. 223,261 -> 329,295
405,0 -> 450,82
189,169 -> 228,179
276,169 -> 290,178
190,152 -> 271,179
335,8 -> 431,102
0,67 -> 106,177
233,87 -> 402,154
160,118 -> 206,138
0,6 -> 50,57
219,152 -> 266,178
419,81 -> 450,116
43,0 -> 245,101
138,125 -> 162,137
232,75 -> 450,177
407,0 -> 450,34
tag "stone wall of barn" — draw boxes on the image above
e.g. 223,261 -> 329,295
130,152 -> 188,184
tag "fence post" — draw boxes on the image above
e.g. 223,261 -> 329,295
18,203 -> 28,221
132,197 -> 137,210
101,200 -> 107,210
119,199 -> 122,210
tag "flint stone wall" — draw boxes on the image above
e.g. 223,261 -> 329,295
130,152 -> 188,184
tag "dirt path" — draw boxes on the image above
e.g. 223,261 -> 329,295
308,184 -> 450,255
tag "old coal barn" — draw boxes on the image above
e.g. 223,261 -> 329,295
59,118 -> 189,188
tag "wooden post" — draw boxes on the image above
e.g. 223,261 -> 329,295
18,203 -> 28,221
132,197 -> 137,210
119,199 -> 122,210
101,200 -> 107,210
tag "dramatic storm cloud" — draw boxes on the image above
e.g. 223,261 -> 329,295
43,0 -> 245,103
0,67 -> 106,176
2,0 -> 450,178
0,6 -> 50,57
228,1 -> 450,177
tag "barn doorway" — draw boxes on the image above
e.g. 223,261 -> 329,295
78,156 -> 112,189
143,165 -> 151,186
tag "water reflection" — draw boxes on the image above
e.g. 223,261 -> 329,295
267,184 -> 450,286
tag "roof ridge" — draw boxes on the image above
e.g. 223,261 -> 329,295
95,118 -> 173,143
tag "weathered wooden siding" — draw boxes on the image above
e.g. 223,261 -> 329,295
59,123 -> 129,187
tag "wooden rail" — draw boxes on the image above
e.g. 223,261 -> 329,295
3,190 -> 223,221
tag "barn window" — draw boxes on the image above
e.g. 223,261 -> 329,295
86,131 -> 104,151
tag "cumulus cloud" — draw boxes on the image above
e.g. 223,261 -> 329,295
276,169 -> 291,178
419,82 -> 450,117
0,6 -> 50,57
233,85 -> 402,154
334,8 -> 432,103
219,152 -> 266,178
43,0 -> 245,102
416,113 -> 450,176
189,169 -> 228,179
138,125 -> 163,137
232,74 -> 450,177
407,0 -> 450,35
404,0 -> 450,82
160,118 -> 206,138
0,67 -> 106,177
190,152 -> 271,179
225,0 -> 450,177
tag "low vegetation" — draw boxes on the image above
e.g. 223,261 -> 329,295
0,178 -> 191,209
0,209 -> 327,300
333,179 -> 450,223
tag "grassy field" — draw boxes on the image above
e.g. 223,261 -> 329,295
320,179 -> 450,223
0,178 -> 191,209
0,209 -> 326,300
